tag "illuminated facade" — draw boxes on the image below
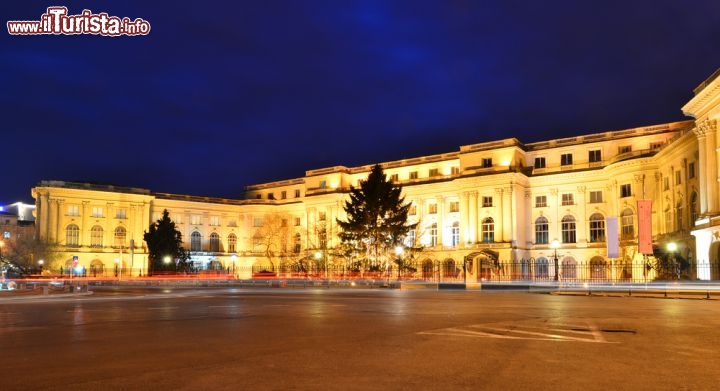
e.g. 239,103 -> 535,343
31,69 -> 720,281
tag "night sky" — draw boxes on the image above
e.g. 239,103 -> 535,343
2,1 -> 720,205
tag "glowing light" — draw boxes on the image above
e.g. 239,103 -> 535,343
551,239 -> 560,249
163,256 -> 171,264
314,251 -> 322,259
395,246 -> 404,256
667,242 -> 677,252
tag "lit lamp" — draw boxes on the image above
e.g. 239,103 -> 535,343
551,239 -> 560,282
394,246 -> 404,282
38,259 -> 44,273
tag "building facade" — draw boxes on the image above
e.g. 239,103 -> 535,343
31,69 -> 720,282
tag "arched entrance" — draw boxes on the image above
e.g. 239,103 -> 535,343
589,256 -> 607,280
422,259 -> 434,280
90,259 -> 104,277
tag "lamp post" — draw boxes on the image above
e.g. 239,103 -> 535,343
551,239 -> 560,282
395,246 -> 404,281
314,251 -> 324,279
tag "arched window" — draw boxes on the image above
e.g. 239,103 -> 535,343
482,217 -> 494,243
561,257 -> 577,279
535,216 -> 548,244
590,257 -> 607,280
66,224 -> 80,247
691,191 -> 699,223
90,225 -> 104,248
535,257 -> 549,279
621,208 -> 634,239
429,223 -> 437,246
227,233 -> 237,253
588,213 -> 605,243
209,232 -> 220,252
191,231 -> 202,252
561,215 -> 576,243
451,222 -> 460,247
114,226 -> 126,248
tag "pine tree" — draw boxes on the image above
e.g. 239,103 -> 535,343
143,209 -> 189,275
336,164 -> 417,270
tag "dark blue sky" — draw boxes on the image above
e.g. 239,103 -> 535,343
2,1 -> 720,204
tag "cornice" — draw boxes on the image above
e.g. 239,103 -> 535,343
682,70 -> 720,118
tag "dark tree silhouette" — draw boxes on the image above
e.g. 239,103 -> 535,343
143,209 -> 189,275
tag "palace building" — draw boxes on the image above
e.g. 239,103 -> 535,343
31,68 -> 720,282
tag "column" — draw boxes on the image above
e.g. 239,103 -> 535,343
459,192 -> 469,246
48,198 -> 58,243
469,192 -> 478,244
502,186 -> 513,243
55,199 -> 64,244
437,196 -> 445,246
81,201 -> 90,247
576,186 -> 587,245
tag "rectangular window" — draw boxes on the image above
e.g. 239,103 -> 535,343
390,174 -> 399,182
689,162 -> 695,179
482,196 -> 493,207
429,168 -> 439,177
589,191 -> 603,203
619,145 -> 632,154
319,180 -> 327,189
482,158 -> 493,168
318,212 -> 326,221
535,195 -> 547,208
294,217 -> 301,226
268,193 -> 275,200
620,184 -> 632,198
650,141 -> 664,150
561,193 -> 574,206
191,215 -> 201,225
91,207 -> 104,218
534,157 -> 546,168
67,205 -> 80,216
209,216 -> 220,226
675,170 -> 682,185
409,171 -> 418,180
560,154 -> 573,166
664,177 -> 669,191
451,166 -> 460,175
281,191 -> 287,199
253,217 -> 263,227
281,219 -> 288,227
409,205 -> 417,215
588,150 -> 601,163
295,189 -> 301,198
428,204 -> 437,214
449,201 -> 459,213
115,208 -> 127,219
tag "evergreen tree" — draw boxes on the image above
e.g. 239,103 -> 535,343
336,164 -> 417,270
143,209 -> 189,275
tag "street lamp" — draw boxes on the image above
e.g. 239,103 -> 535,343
38,259 -> 44,274
551,239 -> 560,282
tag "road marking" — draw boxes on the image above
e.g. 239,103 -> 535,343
419,321 -> 616,343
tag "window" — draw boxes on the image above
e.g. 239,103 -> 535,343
561,193 -> 574,206
650,141 -> 664,150
3,231 -> 10,239
256,194 -> 262,199
390,174 -> 399,182
67,205 -> 80,216
295,189 -> 301,198
191,215 -> 201,225
675,171 -> 682,185
210,216 -> 220,226
482,218 -> 494,243
281,191 -> 287,199
253,217 -> 263,227
409,205 -> 417,215
663,177 -> 669,191
561,154 -> 573,166
116,208 -> 127,219
449,202 -> 459,213
91,207 -> 103,218
404,230 -> 416,247
281,219 -> 288,227
319,180 -> 327,189
688,162 -> 695,179
621,208 -> 634,239
114,226 -> 126,247
318,228 -> 327,248
268,193 -> 275,200
293,233 -> 301,253
482,196 -> 493,207
588,150 -> 601,163
294,217 -> 301,226
482,158 -> 493,168
451,222 -> 460,246
228,233 -> 237,253
619,146 -> 632,154
451,166 -> 460,175
534,157 -> 546,168
66,224 -> 80,247
209,232 -> 220,252
620,184 -> 632,198
318,212 -> 326,221
665,207 -> 673,232
429,223 -> 437,246
561,216 -> 576,243
535,196 -> 547,208
409,171 -> 418,180
191,232 -> 202,251
90,225 -> 103,248
589,213 -> 606,243
676,201 -> 684,230
228,219 -> 237,227
428,204 -> 437,214
589,191 -> 603,203
691,192 -> 699,223
535,217 -> 549,244
429,168 -> 439,177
